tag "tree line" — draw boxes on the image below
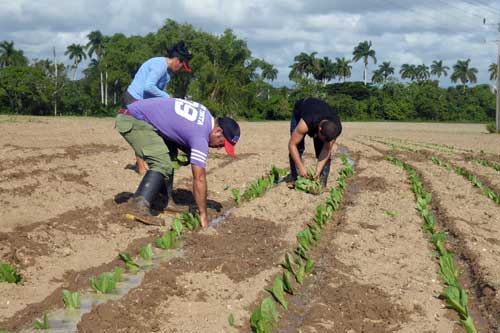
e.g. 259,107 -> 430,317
0,19 -> 497,122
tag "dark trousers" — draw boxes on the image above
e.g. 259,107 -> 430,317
289,114 -> 331,185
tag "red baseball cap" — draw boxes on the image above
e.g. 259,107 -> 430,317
182,61 -> 192,73
218,117 -> 240,156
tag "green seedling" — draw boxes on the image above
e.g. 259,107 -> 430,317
140,243 -> 153,260
228,313 -> 235,327
250,297 -> 279,333
0,262 -> 22,284
155,230 -> 177,249
171,217 -> 184,237
282,271 -> 294,295
281,253 -> 296,276
90,268 -> 122,294
171,154 -> 190,169
294,245 -> 310,261
304,258 -> 315,274
385,210 -> 397,218
265,276 -> 288,310
308,223 -> 321,242
33,313 -> 49,330
62,289 -> 81,309
271,165 -> 287,181
431,231 -> 448,256
231,188 -> 241,206
296,229 -> 313,251
439,253 -> 459,287
295,263 -> 306,284
119,252 -> 140,272
441,286 -> 476,333
180,212 -> 200,230
295,176 -> 321,195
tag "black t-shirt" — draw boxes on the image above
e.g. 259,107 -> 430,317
293,98 -> 342,138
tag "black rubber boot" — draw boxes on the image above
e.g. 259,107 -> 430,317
319,158 -> 331,187
131,170 -> 165,215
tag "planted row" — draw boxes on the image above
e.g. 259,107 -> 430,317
467,157 -> 500,172
250,155 -> 354,333
232,166 -> 287,205
294,167 -> 321,195
431,157 -> 500,205
387,156 -> 477,333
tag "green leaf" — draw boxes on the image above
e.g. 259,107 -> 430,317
305,258 -> 315,274
296,230 -> 312,251
281,253 -> 295,276
431,231 -> 448,256
33,313 -> 49,329
282,271 -> 294,295
119,252 -> 140,272
90,269 -> 120,294
171,217 -> 184,237
0,263 -> 22,284
294,245 -> 309,260
439,253 -> 459,287
228,313 -> 235,327
441,286 -> 468,317
260,297 -> 279,326
295,264 -> 305,284
266,277 -> 288,310
460,315 -> 478,333
295,176 -> 321,195
155,231 -> 176,249
139,243 -> 153,260
62,289 -> 81,309
231,188 -> 241,206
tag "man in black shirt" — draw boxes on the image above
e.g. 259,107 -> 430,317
288,98 -> 342,186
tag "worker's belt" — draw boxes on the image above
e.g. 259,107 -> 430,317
118,108 -> 133,116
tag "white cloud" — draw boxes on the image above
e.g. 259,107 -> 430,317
0,0 -> 497,85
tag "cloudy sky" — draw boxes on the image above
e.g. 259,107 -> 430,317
1,0 -> 499,86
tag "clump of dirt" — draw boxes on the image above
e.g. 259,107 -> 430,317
353,176 -> 390,192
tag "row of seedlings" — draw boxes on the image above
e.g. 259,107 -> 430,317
431,157 -> 500,205
6,166 -> 288,331
249,155 -> 354,333
387,156 -> 477,333
466,157 -> 500,172
231,166 -> 288,205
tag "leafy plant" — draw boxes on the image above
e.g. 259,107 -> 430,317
33,313 -> 49,330
228,313 -> 235,327
231,188 -> 241,206
119,252 -> 140,272
439,253 -> 460,287
282,271 -> 294,295
155,230 -> 177,249
295,263 -> 306,285
0,263 -> 22,284
431,231 -> 448,256
304,258 -> 315,274
90,268 -> 122,294
441,286 -> 476,333
265,276 -> 288,310
296,229 -> 313,251
180,212 -> 200,230
295,176 -> 321,195
171,217 -> 184,237
140,243 -> 153,260
250,297 -> 279,333
62,289 -> 81,309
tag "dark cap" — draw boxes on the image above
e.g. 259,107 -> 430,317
218,116 -> 240,156
167,41 -> 193,72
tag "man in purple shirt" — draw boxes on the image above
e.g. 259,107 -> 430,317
116,97 -> 240,227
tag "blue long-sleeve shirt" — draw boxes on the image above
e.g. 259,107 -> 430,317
127,57 -> 171,100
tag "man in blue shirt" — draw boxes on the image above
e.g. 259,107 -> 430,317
124,41 -> 193,175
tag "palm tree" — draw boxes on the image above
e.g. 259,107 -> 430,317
0,40 -> 28,67
430,60 -> 449,79
489,63 -> 498,81
450,59 -> 478,92
378,61 -> 394,83
400,64 -> 417,81
335,57 -> 352,82
352,40 -> 377,85
415,64 -> 430,81
65,43 -> 87,80
86,31 -> 105,104
289,51 -> 317,79
313,56 -> 336,85
371,69 -> 384,85
261,63 -> 278,81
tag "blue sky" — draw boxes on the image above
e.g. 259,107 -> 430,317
1,0 -> 498,87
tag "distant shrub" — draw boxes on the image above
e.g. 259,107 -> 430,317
486,122 -> 498,133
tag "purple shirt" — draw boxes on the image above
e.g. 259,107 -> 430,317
128,98 -> 214,168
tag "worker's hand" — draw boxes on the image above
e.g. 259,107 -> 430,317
313,172 -> 320,180
199,212 -> 209,228
298,167 -> 309,178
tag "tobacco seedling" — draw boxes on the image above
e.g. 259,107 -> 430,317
431,231 -> 448,256
0,263 -> 22,284
33,313 -> 49,330
155,231 -> 177,249
171,217 -> 184,237
62,289 -> 80,309
231,188 -> 241,206
265,276 -> 288,310
295,176 -> 321,195
180,212 -> 200,230
439,253 -> 460,287
250,297 -> 279,333
90,268 -> 122,294
295,263 -> 306,284
119,252 -> 140,272
282,271 -> 294,295
441,286 -> 477,333
228,313 -> 235,327
304,258 -> 315,274
140,243 -> 153,260
296,229 -> 313,251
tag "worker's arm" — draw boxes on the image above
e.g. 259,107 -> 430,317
315,140 -> 336,179
144,64 -> 170,98
288,119 -> 309,178
191,164 -> 208,228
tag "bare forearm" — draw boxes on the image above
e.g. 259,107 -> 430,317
315,142 -> 334,177
289,142 -> 305,172
193,177 -> 208,225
